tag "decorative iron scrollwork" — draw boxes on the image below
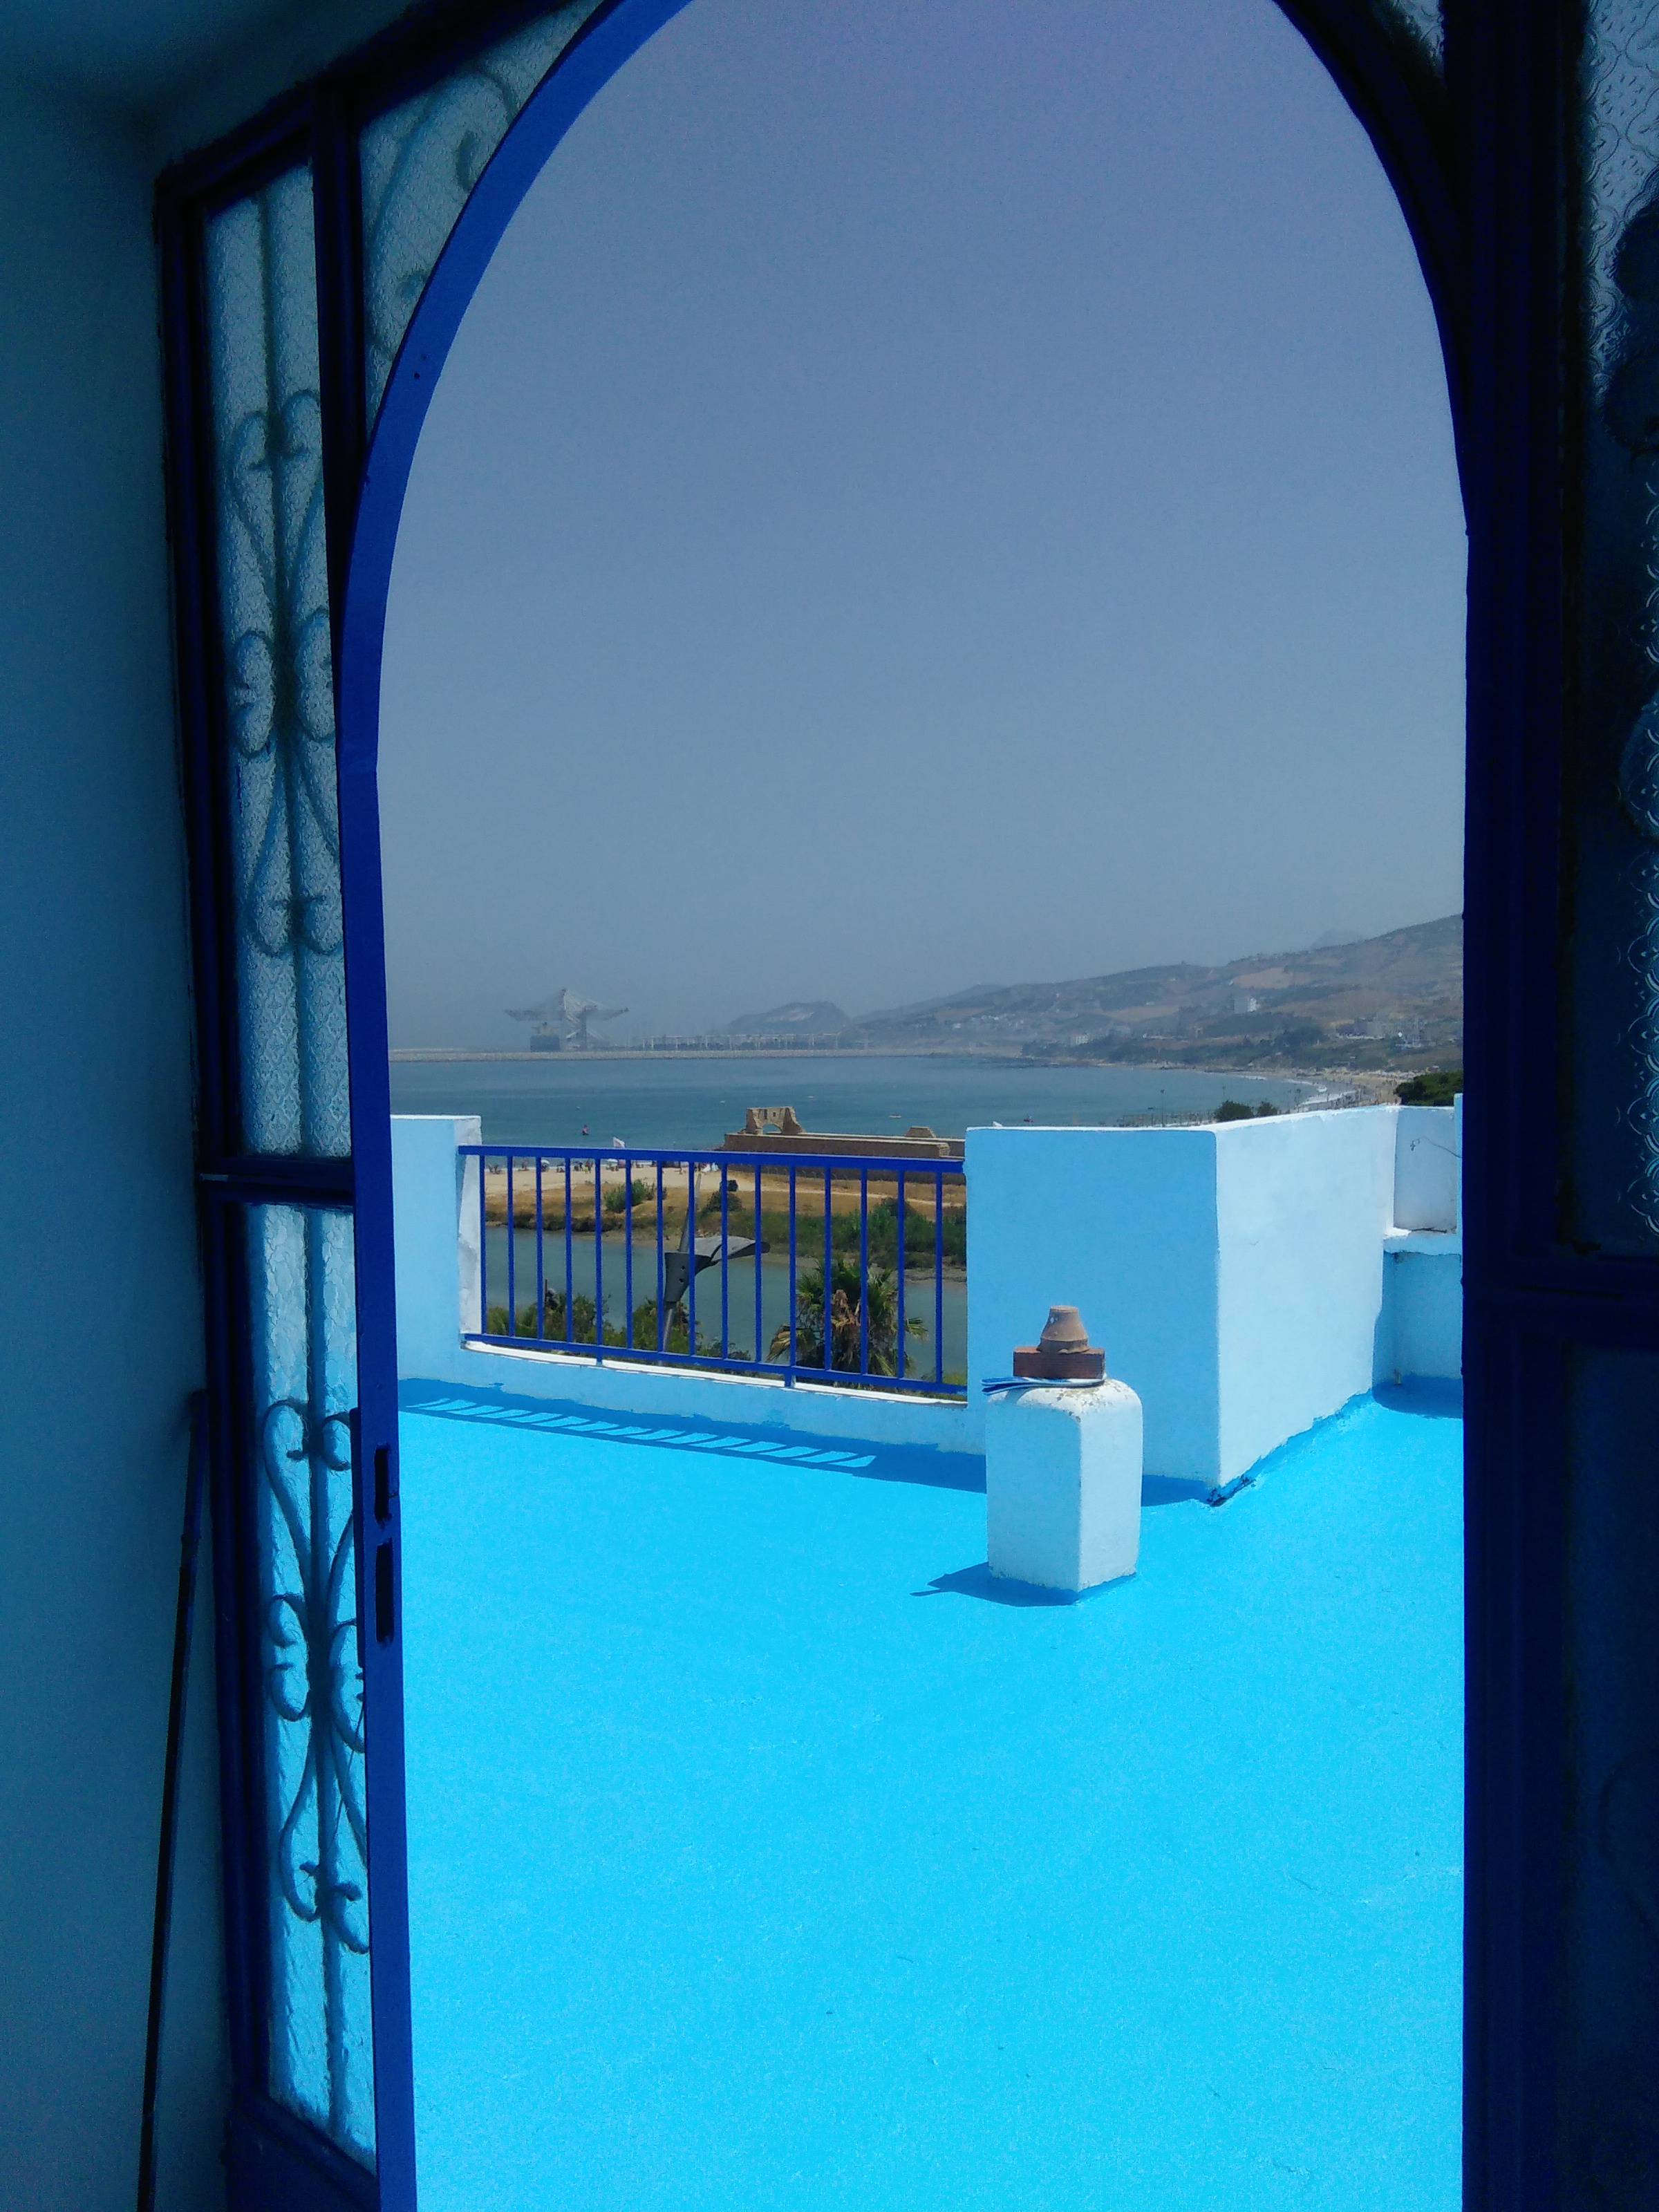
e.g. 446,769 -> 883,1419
221,387 -> 344,968
361,3 -> 604,420
1376,0 -> 1443,68
261,1396 -> 368,1962
242,1200 -> 372,2160
1578,7 -> 1659,1239
259,1385 -> 370,2144
207,171 -> 350,1159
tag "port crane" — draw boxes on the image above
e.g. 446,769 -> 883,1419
506,986 -> 628,1051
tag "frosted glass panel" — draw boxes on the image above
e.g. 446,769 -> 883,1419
1567,3 -> 1659,1247
361,1 -> 604,420
205,171 -> 351,1159
247,1204 -> 373,2164
1378,0 -> 1442,66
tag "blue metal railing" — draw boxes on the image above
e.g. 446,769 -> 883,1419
461,1145 -> 967,1397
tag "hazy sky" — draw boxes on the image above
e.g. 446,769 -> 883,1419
379,0 -> 1464,1047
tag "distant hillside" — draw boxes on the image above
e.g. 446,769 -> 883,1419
723,999 -> 854,1038
854,916 -> 1463,1074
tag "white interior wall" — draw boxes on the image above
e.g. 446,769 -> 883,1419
0,76 -> 222,2212
149,0 -> 417,167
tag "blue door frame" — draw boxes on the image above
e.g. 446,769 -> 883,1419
159,3 -> 1641,2205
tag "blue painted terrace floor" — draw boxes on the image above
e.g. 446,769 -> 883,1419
398,1381 -> 1463,2212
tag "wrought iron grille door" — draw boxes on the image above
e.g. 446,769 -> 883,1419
161,126 -> 401,2211
156,6 -> 615,2204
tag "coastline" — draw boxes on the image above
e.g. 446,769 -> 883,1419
388,1044 -> 1416,1103
389,1046 -> 928,1062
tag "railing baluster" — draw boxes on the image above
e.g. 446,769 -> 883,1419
564,1154 -> 573,1345
896,1168 -> 906,1384
787,1165 -> 797,1380
935,1167 -> 944,1388
535,1155 -> 545,1340
506,1154 -> 516,1335
859,1170 -> 870,1376
624,1158 -> 634,1349
477,1147 -> 487,1331
753,1161 -> 762,1364
594,1152 -> 603,1360
720,1159 -> 729,1358
655,1160 -> 665,1353
688,1154 -> 699,1356
823,1165 -> 832,1374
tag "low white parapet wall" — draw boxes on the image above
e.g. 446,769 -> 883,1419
392,1100 -> 1461,1487
966,1103 -> 1461,1492
968,1113 -> 1390,1490
1394,1100 -> 1463,1232
391,1114 -> 973,1462
1380,1096 -> 1461,1386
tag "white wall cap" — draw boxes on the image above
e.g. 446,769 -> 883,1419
1384,1228 -> 1462,1255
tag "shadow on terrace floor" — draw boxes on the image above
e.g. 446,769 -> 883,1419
398,1380 -> 1461,2212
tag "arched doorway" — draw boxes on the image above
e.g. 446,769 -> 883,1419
156,4 -> 1636,2207
351,8 -> 1468,2203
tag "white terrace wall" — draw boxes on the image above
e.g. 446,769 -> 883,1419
969,1112 -> 1403,1490
964,1126 -> 1223,1472
1395,1100 -> 1463,1231
1212,1111 -> 1400,1479
1379,1096 -> 1462,1385
1385,1242 -> 1463,1380
969,1105 -> 1460,1490
395,1103 -> 1462,1488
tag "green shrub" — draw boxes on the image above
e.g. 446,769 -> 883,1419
537,1290 -> 601,1342
699,1180 -> 742,1221
485,1294 -> 595,1339
628,1298 -> 714,1355
1396,1068 -> 1462,1105
1215,1099 -> 1254,1122
864,1197 -> 966,1268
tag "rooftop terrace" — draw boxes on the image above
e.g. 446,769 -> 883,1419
400,1378 -> 1461,2212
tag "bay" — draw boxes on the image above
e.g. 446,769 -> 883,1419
388,1053 -> 1313,1150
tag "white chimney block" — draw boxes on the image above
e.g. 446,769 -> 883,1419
985,1380 -> 1143,1594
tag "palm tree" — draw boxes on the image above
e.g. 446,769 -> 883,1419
769,1259 -> 923,1377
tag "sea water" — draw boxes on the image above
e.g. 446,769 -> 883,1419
389,1052 -> 1310,1148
